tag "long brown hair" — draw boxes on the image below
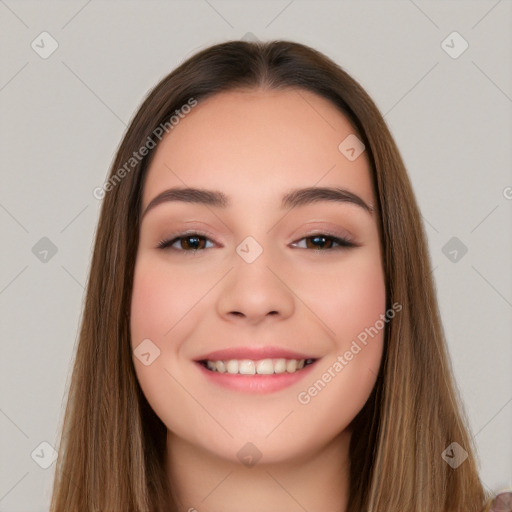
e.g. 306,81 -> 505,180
50,39 -> 490,512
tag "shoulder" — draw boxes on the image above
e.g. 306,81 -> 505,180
484,490 -> 512,512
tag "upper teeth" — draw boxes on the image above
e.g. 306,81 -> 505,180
205,358 -> 311,375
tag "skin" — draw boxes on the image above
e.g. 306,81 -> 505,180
130,88 -> 386,512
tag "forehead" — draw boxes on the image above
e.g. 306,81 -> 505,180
142,88 -> 374,209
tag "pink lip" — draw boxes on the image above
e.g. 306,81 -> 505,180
195,346 -> 316,362
196,360 -> 317,394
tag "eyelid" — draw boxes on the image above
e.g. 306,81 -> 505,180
290,222 -> 357,244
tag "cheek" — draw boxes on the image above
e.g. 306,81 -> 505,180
130,256 -> 204,346
130,263 -> 167,344
293,251 -> 386,417
306,251 -> 387,345
129,257 -> 208,438
130,259 -> 186,406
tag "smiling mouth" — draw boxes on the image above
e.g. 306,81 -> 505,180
199,358 -> 317,375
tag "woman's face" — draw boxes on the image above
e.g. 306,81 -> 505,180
130,88 -> 386,464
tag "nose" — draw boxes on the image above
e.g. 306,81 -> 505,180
216,246 -> 295,325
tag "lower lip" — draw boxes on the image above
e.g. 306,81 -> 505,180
196,361 -> 317,393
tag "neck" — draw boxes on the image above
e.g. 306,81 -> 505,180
165,429 -> 351,512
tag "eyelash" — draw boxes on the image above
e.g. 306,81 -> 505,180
156,231 -> 357,254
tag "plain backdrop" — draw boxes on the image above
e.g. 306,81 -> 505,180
1,1 -> 511,510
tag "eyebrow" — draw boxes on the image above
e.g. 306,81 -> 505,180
141,186 -> 373,219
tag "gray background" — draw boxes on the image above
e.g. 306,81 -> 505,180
1,0 -> 511,510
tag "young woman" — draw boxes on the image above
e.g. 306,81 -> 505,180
49,39 -> 507,512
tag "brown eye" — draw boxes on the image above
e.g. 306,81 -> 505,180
292,234 -> 356,251
157,233 -> 214,251
305,235 -> 336,250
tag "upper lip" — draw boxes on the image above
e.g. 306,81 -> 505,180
195,346 -> 318,361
